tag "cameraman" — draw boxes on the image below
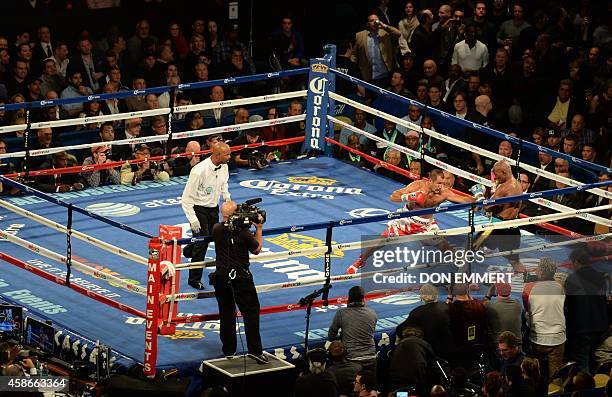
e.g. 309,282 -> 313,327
81,145 -> 121,188
229,128 -> 276,169
210,200 -> 268,364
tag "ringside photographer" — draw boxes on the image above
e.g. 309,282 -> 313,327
210,199 -> 268,365
229,128 -> 277,170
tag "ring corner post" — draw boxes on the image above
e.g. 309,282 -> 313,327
323,44 -> 337,157
144,236 -> 162,379
158,225 -> 182,336
304,55 -> 331,154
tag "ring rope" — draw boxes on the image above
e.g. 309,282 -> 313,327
330,92 -> 612,201
167,231 -> 612,303
177,203 -> 611,271
29,108 -> 170,131
329,114 -> 492,187
0,251 -> 146,318
0,229 -> 147,295
173,90 -> 307,114
0,200 -> 148,265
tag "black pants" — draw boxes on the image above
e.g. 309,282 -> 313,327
212,270 -> 262,356
487,227 -> 521,261
188,205 -> 219,284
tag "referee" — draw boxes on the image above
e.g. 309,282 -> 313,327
181,142 -> 232,289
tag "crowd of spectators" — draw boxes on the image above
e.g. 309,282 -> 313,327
0,2 -> 610,396
292,249 -> 609,397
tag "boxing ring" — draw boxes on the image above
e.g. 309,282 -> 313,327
0,46 -> 610,377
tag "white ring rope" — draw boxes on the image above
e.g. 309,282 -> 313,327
330,114 -> 610,228
330,92 -> 612,202
176,203 -> 611,272
173,90 -> 307,114
489,233 -> 612,258
329,114 -> 493,187
166,229 -> 612,302
171,114 -> 306,141
0,230 -> 147,295
30,108 -> 171,131
0,114 -> 306,160
0,199 -> 148,265
0,123 -> 28,135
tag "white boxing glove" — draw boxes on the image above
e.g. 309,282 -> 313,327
190,219 -> 201,234
160,260 -> 176,280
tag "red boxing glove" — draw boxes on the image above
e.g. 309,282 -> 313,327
401,191 -> 426,205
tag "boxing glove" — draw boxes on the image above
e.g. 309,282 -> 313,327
401,191 -> 426,205
469,184 -> 486,201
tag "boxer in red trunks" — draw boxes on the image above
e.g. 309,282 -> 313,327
347,169 -> 476,274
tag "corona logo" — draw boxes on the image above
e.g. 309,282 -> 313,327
267,72 -> 280,78
40,100 -> 52,106
267,233 -> 344,259
87,95 -> 100,101
529,192 -> 542,198
133,90 -> 145,95
223,77 -> 236,84
178,83 -> 189,89
290,226 -> 303,232
339,219 -> 352,225
310,63 -> 328,73
81,165 -> 94,172
287,176 -> 336,185
164,330 -> 204,340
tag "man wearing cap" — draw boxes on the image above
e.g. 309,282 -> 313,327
81,145 -> 121,188
229,128 -> 275,169
484,282 -> 522,370
328,286 -> 378,372
120,144 -> 169,185
547,129 -> 562,151
181,142 -> 232,290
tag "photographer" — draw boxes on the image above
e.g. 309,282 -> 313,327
120,144 -> 170,185
210,200 -> 268,364
81,145 -> 121,188
229,128 -> 276,169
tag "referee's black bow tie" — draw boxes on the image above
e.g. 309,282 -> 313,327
214,165 -> 222,171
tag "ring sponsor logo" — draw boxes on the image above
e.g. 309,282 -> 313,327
81,165 -> 95,172
240,177 -> 362,199
133,90 -> 145,95
40,100 -> 53,106
287,176 -> 336,185
84,202 -> 140,217
3,289 -> 67,314
348,208 -> 391,218
223,77 -> 236,84
87,95 -> 100,101
338,219 -> 352,225
529,192 -> 542,198
310,63 -> 328,73
178,83 -> 190,89
267,72 -> 280,78
308,76 -> 328,150
290,226 -> 303,232
267,233 -> 345,259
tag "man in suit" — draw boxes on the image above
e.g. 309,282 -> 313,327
351,13 -> 401,87
31,25 -> 54,77
201,86 -> 234,126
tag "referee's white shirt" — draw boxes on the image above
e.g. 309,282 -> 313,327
181,157 -> 230,224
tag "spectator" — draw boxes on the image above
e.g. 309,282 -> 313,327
32,25 -> 54,70
33,151 -> 84,193
353,370 -> 378,397
351,13 -> 401,86
396,284 -> 454,361
564,247 -> 609,373
25,77 -> 42,102
497,3 -> 530,48
340,108 -> 375,146
497,331 -> 524,376
212,26 -> 255,74
166,21 -> 189,60
68,38 -> 104,92
544,79 -> 583,132
386,326 -> 435,396
521,357 -> 545,395
397,104 -> 423,135
328,286 -> 378,372
222,46 -> 255,98
326,341 -> 361,397
482,371 -> 504,397
201,86 -> 234,127
523,257 -> 566,377
269,16 -> 306,70
5,58 -> 29,97
442,64 -> 468,103
422,59 -> 444,87
426,82 -> 449,112
409,10 -> 434,69
127,19 -> 158,69
480,48 -> 512,125
547,129 -> 562,151
123,76 -> 147,112
430,4 -> 458,67
206,20 -> 220,53
506,364 -> 537,397
398,1 -> 419,56
341,133 -> 367,167
465,2 -> 496,51
561,134 -> 579,156
183,33 -> 206,82
465,73 -> 481,107
562,114 -> 596,147
581,143 -> 598,164
53,41 -> 70,78
452,24 -> 489,73
483,283 -> 522,370
448,283 -> 487,369
81,145 -> 121,187
294,348 -> 338,397
171,140 -> 201,177
474,94 -> 494,127
40,58 -> 65,97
